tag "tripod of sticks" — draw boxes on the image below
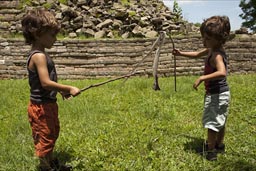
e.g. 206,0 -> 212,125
78,31 -> 177,94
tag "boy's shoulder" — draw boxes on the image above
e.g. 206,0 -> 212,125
211,49 -> 226,57
29,51 -> 49,65
29,50 -> 47,59
29,50 -> 44,56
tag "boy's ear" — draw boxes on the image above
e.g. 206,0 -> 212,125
28,26 -> 37,33
32,31 -> 41,40
28,27 -> 39,39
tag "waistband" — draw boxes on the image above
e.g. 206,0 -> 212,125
29,99 -> 57,105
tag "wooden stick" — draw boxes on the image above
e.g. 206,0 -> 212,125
80,72 -> 137,92
122,36 -> 161,84
129,36 -> 160,74
152,31 -> 165,90
170,34 -> 177,92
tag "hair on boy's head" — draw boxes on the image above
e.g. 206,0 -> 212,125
21,7 -> 60,44
200,15 -> 231,44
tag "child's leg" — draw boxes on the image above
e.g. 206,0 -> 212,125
206,129 -> 218,161
39,152 -> 53,169
28,102 -> 59,169
216,126 -> 225,145
207,129 -> 217,150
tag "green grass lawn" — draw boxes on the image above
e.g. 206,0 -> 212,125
0,74 -> 255,171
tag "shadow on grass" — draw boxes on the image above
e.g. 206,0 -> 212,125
219,149 -> 256,171
36,150 -> 75,171
53,149 -> 86,170
219,159 -> 256,171
182,135 -> 256,171
53,150 -> 73,165
182,134 -> 205,154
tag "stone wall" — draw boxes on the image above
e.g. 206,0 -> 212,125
0,34 -> 255,79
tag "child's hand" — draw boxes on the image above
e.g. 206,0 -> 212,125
60,91 -> 73,100
69,86 -> 81,97
60,86 -> 81,100
193,77 -> 202,90
60,91 -> 70,100
172,48 -> 181,56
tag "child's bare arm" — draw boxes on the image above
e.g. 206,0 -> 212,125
193,54 -> 227,90
200,54 -> 226,81
31,53 -> 80,96
172,48 -> 208,58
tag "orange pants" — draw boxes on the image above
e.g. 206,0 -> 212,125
27,101 -> 60,157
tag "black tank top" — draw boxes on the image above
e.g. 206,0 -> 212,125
204,50 -> 229,94
27,50 -> 57,103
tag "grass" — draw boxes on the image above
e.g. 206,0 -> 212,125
0,74 -> 255,171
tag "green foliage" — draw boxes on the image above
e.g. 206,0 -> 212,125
19,0 -> 32,5
0,74 -> 256,170
172,0 -> 183,22
239,0 -> 256,32
42,3 -> 52,9
194,22 -> 201,27
111,30 -> 121,38
128,11 -> 136,17
6,33 -> 24,39
107,9 -> 116,16
121,0 -> 130,6
17,0 -> 32,9
58,0 -> 68,5
17,0 -> 67,9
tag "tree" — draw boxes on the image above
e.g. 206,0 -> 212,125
239,0 -> 256,32
173,0 -> 182,22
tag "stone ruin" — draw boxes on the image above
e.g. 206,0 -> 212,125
0,0 -> 200,39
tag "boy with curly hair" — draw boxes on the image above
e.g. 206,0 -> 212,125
22,8 -> 80,170
173,15 -> 231,161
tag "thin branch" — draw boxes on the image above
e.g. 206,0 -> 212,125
130,36 -> 160,74
152,31 -> 165,90
80,72 -> 137,92
122,36 -> 161,84
170,34 -> 177,92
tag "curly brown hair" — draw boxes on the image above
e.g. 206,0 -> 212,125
200,16 -> 231,44
21,8 -> 60,45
